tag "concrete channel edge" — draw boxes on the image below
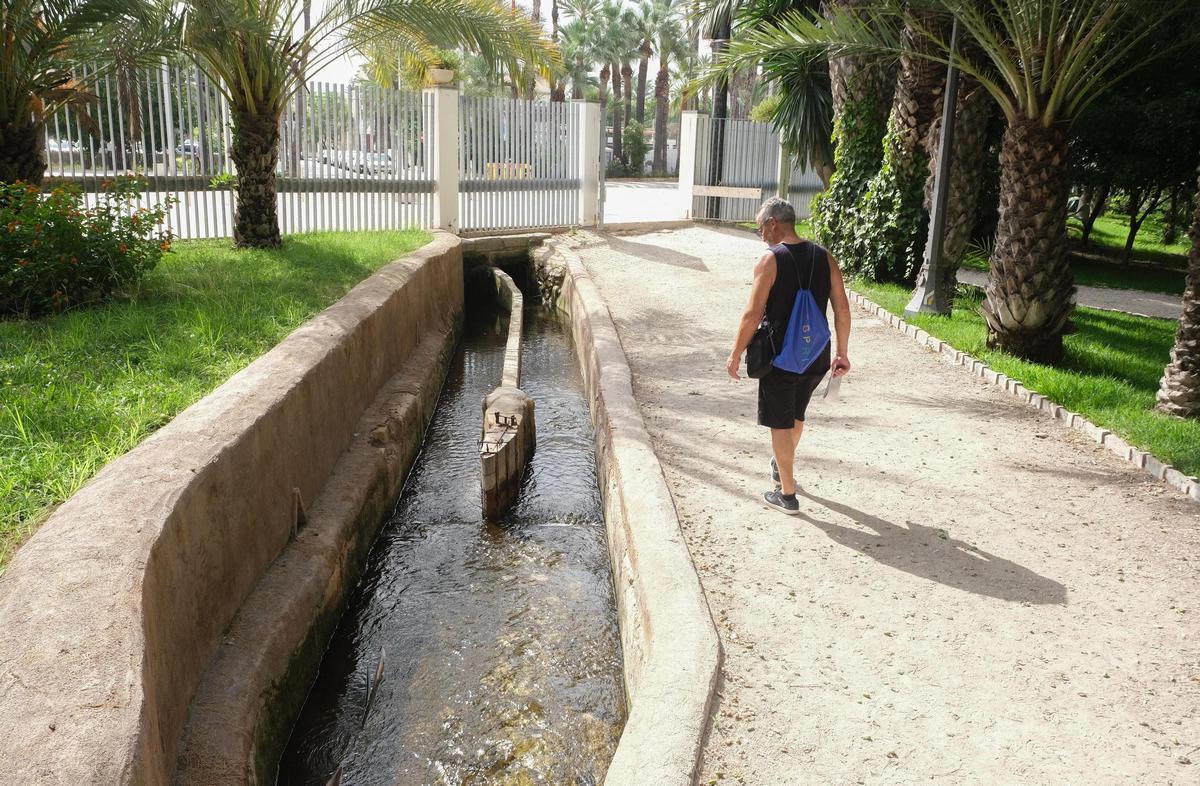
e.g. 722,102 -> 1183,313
0,232 -> 464,784
549,238 -> 724,785
848,289 -> 1200,504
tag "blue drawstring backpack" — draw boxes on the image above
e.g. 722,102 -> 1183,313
772,243 -> 831,374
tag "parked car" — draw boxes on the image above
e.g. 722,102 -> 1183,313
321,150 -> 352,170
357,152 -> 393,175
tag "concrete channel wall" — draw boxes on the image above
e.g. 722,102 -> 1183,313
0,233 -> 463,785
479,267 -> 536,519
551,240 -> 723,785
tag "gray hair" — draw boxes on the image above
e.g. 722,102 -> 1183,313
757,196 -> 796,225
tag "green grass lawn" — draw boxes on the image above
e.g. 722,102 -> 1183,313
0,229 -> 429,569
853,280 -> 1199,480
959,212 -> 1190,296
1071,213 -> 1191,268
960,247 -> 1188,296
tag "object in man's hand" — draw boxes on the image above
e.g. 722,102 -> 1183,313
823,375 -> 841,402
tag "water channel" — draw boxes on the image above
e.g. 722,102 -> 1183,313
279,299 -> 625,785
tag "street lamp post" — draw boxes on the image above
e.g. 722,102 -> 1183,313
906,18 -> 960,317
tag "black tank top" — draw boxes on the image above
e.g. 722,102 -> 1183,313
765,240 -> 832,377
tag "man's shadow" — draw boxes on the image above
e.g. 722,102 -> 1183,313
798,489 -> 1067,605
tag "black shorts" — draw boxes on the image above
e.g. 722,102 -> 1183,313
758,367 -> 826,428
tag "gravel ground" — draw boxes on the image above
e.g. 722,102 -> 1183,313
956,268 -> 1182,321
566,225 -> 1199,786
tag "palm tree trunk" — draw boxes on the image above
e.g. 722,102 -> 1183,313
0,115 -> 46,186
611,64 -> 624,164
982,117 -> 1074,363
826,0 -> 893,120
622,62 -> 633,131
599,63 -> 610,109
1157,170 -> 1200,417
913,80 -> 993,310
1079,179 -> 1110,246
652,62 -> 669,175
636,42 -> 650,124
708,14 -> 731,218
230,107 -> 282,248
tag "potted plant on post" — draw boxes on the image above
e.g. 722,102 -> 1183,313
427,49 -> 461,86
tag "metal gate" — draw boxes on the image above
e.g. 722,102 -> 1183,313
690,116 -> 824,222
458,96 -> 582,232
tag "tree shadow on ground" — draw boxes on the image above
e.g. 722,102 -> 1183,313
798,488 -> 1068,605
602,236 -> 709,272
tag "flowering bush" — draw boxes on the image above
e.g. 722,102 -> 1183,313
1,178 -> 172,318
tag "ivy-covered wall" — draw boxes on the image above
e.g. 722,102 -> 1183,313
812,84 -> 890,266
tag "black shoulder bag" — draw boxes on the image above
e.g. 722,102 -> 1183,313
746,315 -> 777,379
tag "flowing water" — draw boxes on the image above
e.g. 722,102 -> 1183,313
279,306 -> 625,786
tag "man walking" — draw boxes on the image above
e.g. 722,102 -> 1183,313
725,197 -> 852,514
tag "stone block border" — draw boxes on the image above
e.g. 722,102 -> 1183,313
549,238 -> 722,786
848,289 -> 1200,504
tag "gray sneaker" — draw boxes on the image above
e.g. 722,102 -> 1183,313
770,457 -> 780,484
763,489 -> 800,515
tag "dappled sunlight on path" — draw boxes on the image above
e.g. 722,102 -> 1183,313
569,225 -> 1200,785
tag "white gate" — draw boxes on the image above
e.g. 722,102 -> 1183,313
687,116 -> 823,222
458,96 -> 583,232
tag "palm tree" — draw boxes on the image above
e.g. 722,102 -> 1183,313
721,0 -> 1192,363
560,20 -> 596,100
550,0 -> 565,99
1157,169 -> 1200,418
633,1 -> 656,124
184,0 -> 557,247
0,0 -> 178,185
652,8 -> 684,174
708,0 -> 833,187
594,0 -> 635,164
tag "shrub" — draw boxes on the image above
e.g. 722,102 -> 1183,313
623,121 -> 648,175
749,93 -> 782,124
1,178 -> 172,318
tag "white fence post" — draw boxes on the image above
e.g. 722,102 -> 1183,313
676,111 -> 704,219
427,85 -> 459,233
575,101 -> 601,227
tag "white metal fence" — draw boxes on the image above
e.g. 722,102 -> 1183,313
38,65 -> 608,239
690,116 -> 824,222
458,96 -> 582,232
41,63 -> 436,239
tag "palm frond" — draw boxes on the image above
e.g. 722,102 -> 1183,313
184,0 -> 560,117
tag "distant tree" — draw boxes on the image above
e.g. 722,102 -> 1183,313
1072,41 -> 1200,262
651,2 -> 684,174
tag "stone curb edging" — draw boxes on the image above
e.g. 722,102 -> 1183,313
548,238 -> 723,785
848,289 -> 1200,504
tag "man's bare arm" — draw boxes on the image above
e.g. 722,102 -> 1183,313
827,252 -> 852,377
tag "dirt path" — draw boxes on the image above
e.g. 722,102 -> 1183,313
956,268 -> 1182,321
565,226 -> 1199,786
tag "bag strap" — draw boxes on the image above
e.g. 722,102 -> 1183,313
778,242 -> 817,292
